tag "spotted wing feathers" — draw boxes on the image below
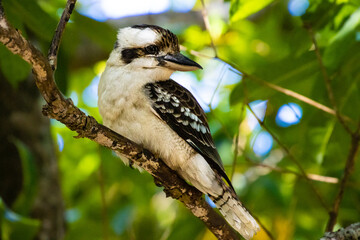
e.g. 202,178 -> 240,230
144,80 -> 233,189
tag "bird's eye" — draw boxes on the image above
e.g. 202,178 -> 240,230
145,45 -> 159,55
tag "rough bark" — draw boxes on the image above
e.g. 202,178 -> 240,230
0,74 -> 66,240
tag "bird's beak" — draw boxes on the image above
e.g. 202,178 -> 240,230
159,52 -> 202,71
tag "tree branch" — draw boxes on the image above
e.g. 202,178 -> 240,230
48,0 -> 77,70
200,0 -> 217,57
322,222 -> 360,240
306,25 -> 353,134
326,133 -> 360,231
0,2 -> 239,240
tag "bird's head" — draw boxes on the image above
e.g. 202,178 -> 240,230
107,24 -> 202,75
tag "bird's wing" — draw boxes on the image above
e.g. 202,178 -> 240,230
144,79 -> 234,189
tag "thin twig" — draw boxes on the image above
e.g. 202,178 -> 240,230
230,139 -> 339,185
48,0 -> 77,70
231,78 -> 248,180
230,133 -> 240,181
230,100 -> 247,181
306,25 -> 353,134
181,46 -> 354,123
246,102 -> 330,211
208,62 -> 226,109
200,0 -> 217,57
180,45 -> 215,58
326,133 -> 360,231
306,174 -> 339,184
245,160 -> 339,184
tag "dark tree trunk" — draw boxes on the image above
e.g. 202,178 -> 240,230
0,74 -> 66,240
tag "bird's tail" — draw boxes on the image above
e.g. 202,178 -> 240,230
209,186 -> 260,240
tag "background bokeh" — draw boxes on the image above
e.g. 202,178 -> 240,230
1,0 -> 360,239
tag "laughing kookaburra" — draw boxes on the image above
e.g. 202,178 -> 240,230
98,24 -> 260,239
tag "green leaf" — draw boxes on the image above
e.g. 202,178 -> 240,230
302,1 -> 344,30
230,0 -> 274,22
4,0 -> 57,42
12,140 -> 39,214
317,120 -> 336,165
0,45 -> 31,88
0,198 -> 40,240
241,51 -> 320,103
323,8 -> 360,70
72,12 -> 116,52
230,80 -> 244,106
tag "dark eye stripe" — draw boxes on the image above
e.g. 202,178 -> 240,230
121,45 -> 161,64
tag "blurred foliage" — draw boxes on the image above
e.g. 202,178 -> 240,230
0,198 -> 40,240
1,0 -> 360,239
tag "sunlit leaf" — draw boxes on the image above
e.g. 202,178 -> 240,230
230,0 -> 275,22
323,8 -> 360,70
302,0 -> 344,30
